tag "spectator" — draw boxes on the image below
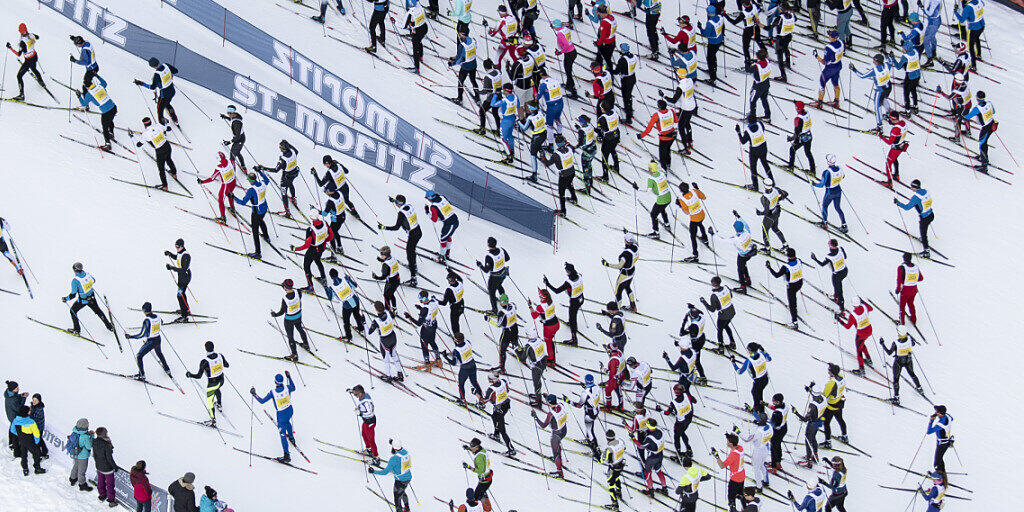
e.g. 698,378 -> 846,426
5,380 -> 28,454
200,486 -> 229,512
93,426 -> 119,508
10,405 -> 45,475
68,418 -> 94,491
29,393 -> 47,458
169,472 -> 199,512
131,460 -> 153,512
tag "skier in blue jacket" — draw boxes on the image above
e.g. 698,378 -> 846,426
69,35 -> 99,87
133,57 -> 179,125
251,372 -> 297,462
491,83 -> 519,163
370,438 -> 413,512
233,169 -> 272,259
787,480 -> 826,512
75,74 -> 117,150
954,0 -> 985,70
811,154 -> 847,232
894,179 -> 934,257
126,302 -> 171,380
62,262 -> 114,334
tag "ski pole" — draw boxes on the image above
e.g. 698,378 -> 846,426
993,131 -> 1019,169
271,315 -> 306,386
248,393 -> 255,467
0,51 -> 7,119
899,433 -> 927,484
915,289 -> 942,347
177,86 -> 213,121
225,375 -> 262,423
841,193 -> 868,235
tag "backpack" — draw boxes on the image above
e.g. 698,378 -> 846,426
65,431 -> 82,457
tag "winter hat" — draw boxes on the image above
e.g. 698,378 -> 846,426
17,405 -> 29,416
275,374 -> 285,384
205,341 -> 215,353
825,154 -> 838,166
148,57 -> 159,68
619,43 -> 630,53
6,380 -> 17,392
205,486 -> 217,499
706,5 -> 716,15
733,219 -> 745,233
389,438 -> 403,450
182,472 -> 195,484
465,488 -> 476,502
76,418 -> 89,430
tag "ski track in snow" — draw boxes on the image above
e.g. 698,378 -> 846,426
1,0 -> 1019,509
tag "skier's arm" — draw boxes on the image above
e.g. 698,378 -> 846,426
127,318 -> 150,340
254,390 -> 273,404
186,359 -> 210,379
270,299 -> 287,317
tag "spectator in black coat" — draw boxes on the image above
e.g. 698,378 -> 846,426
29,393 -> 47,457
93,427 -> 119,507
168,471 -> 199,512
5,380 -> 28,455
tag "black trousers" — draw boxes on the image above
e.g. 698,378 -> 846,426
831,267 -> 847,311
302,245 -> 327,284
487,273 -> 507,311
457,361 -> 482,399
157,88 -> 178,125
418,323 -> 439,363
727,480 -> 744,512
369,9 -> 388,48
382,276 -> 399,311
826,491 -> 848,512
176,270 -> 192,316
965,26 -> 984,67
804,422 -> 819,460
673,416 -> 692,454
597,43 -> 615,72
823,401 -> 847,439
933,442 -> 950,472
716,308 -> 736,347
558,170 -> 578,213
620,75 -> 636,123
497,325 -> 518,369
230,138 -> 247,170
788,137 -> 815,171
786,280 -> 803,322
706,42 -> 721,83
479,93 -> 500,131
406,227 -> 422,278
17,439 -> 42,472
16,56 -> 41,95
456,67 -> 479,102
393,480 -> 410,512
749,146 -> 770,188
919,212 -> 934,250
737,251 -> 754,286
770,423 -> 787,467
752,375 -> 768,413
852,0 -> 869,20
568,0 -> 583,18
650,202 -> 669,232
741,26 -> 761,66
761,213 -> 786,246
645,13 -> 660,55
688,219 -> 706,256
679,108 -> 696,146
563,50 -> 578,94
880,6 -> 897,47
284,317 -> 308,356
903,76 -> 919,109
658,137 -> 673,171
100,106 -> 117,144
491,401 -> 513,449
155,145 -> 177,188
892,356 -> 922,397
449,303 -> 464,334
70,296 -> 112,331
749,82 -> 770,118
342,305 -> 365,339
775,35 -> 792,74
411,25 -> 427,71
567,296 -> 583,338
600,136 -> 619,177
83,66 -> 99,89
250,210 -> 269,255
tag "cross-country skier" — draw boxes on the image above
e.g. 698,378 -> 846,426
477,237 -> 510,313
462,438 -> 494,511
879,326 -> 923,404
574,115 -> 598,191
220,105 -> 247,171
813,31 -> 844,109
766,248 -> 805,328
680,307 -> 709,381
732,343 -> 772,414
888,38 -> 921,115
602,233 -> 639,312
316,189 -> 346,259
840,299 -> 874,373
379,194 -> 421,286
186,341 -> 228,426
614,44 -> 638,124
370,438 -> 412,512
251,372 -> 296,463
517,330 -> 550,405
895,252 -> 923,324
664,335 -> 700,395
675,455 -> 711,512
519,102 -> 547,181
787,101 -> 816,172
738,413 -> 772,491
712,433 -> 746,512
256,140 -> 300,217
448,489 -> 484,512
350,385 -> 379,464
619,356 -> 654,405
811,154 -> 848,232
449,27 -> 480,104
74,75 -> 117,151
662,68 -> 697,155
771,4 -> 795,82
725,0 -> 763,70
425,190 -> 460,264
163,238 -> 191,322
791,386 -> 826,467
543,263 -> 583,344
291,213 -> 333,292
6,24 -> 42,101
637,102 -> 677,174
601,429 -> 627,509
701,276 -> 737,350
451,0 -> 472,35
232,168 -> 272,260
894,179 -> 935,257
62,262 -> 114,334
488,5 -> 519,65
590,6 -> 617,72
126,302 -> 171,380
710,214 -> 754,293
636,419 -> 668,495
487,294 -> 519,372
603,345 -> 625,409
477,370 -> 515,456
767,393 -> 787,471
748,48 -> 773,120
442,331 -> 481,403
551,20 -> 578,98
755,178 -> 789,254
787,479 -> 827,511
851,55 -> 894,131
313,155 -> 358,215
737,114 -> 771,190
133,58 -> 179,126
311,0 -> 345,23
368,300 -> 403,382
927,405 -> 953,472
963,90 -> 997,173
0,218 -> 23,277
528,289 -> 559,361
532,394 -> 568,477
596,103 -> 620,178
675,183 -> 707,261
69,35 -> 99,88
658,383 -> 695,459
878,111 -> 909,186
918,470 -> 947,512
810,239 -> 848,312
439,271 -> 465,334
567,374 -> 601,457
954,0 -> 985,69
197,152 -> 237,222
365,0 -> 390,53
325,268 -> 364,342
270,279 -> 309,361
403,0 -> 429,75
372,246 -> 400,311
820,364 -> 848,447
820,456 -> 849,510
134,116 -> 177,190
406,290 -> 442,369
491,83 -> 518,163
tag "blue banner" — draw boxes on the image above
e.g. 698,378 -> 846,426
37,0 -> 554,242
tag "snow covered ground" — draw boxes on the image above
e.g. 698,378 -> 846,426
0,0 -> 1019,510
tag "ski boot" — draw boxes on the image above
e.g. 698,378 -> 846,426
403,276 -> 418,287
837,435 -> 849,443
247,252 -> 263,260
683,255 -> 699,263
850,367 -> 865,376
645,231 -> 660,239
487,432 -> 501,442
276,454 -> 292,463
887,396 -> 901,405
820,440 -> 832,449
395,372 -> 405,382
283,354 -> 298,362
11,93 -> 24,101
504,447 -> 517,457
66,327 -> 81,335
838,224 -> 849,234
920,249 -> 931,259
203,418 -> 217,427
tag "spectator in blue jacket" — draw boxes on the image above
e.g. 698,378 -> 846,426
69,418 -> 94,491
10,405 -> 44,475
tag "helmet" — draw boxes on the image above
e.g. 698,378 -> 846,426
225,105 -> 237,114
886,110 -> 900,121
681,15 -> 690,24
546,394 -> 557,405
896,325 -> 909,337
625,356 -> 637,366
908,12 -> 919,22
910,179 -> 921,188
733,220 -> 745,233
282,278 -> 294,288
584,374 -> 595,387
555,134 -> 568,146
794,100 -> 805,110
827,29 -> 839,39
18,23 -> 27,34
71,35 -> 85,46
72,262 -> 83,272
676,68 -> 687,80
955,42 -> 967,53
763,177 -> 774,189
275,373 -> 285,383
148,57 -> 159,68
503,83 -> 513,91
419,290 -> 429,302
389,437 -> 403,450
205,341 -> 215,353
142,117 -> 152,127
551,19 -> 562,28
706,5 -> 716,15
953,71 -> 965,83
825,153 -> 838,166
624,233 -> 637,244
498,293 -> 509,304
619,43 -> 630,53
175,238 -> 185,248
425,189 -> 437,199
976,90 -> 986,101
465,488 -> 476,502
